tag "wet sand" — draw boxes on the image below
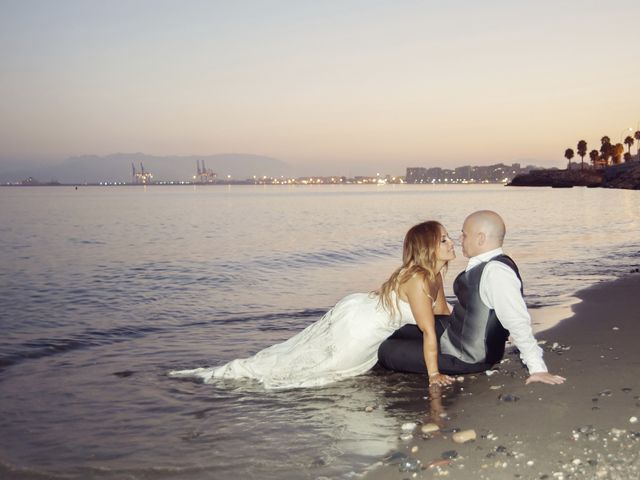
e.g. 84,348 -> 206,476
366,273 -> 640,479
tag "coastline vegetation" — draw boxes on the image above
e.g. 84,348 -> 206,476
564,130 -> 640,171
509,128 -> 640,190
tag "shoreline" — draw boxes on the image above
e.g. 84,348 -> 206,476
365,273 -> 640,480
528,296 -> 582,334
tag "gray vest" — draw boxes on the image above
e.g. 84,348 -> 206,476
439,255 -> 521,366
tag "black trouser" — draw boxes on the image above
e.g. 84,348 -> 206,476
377,316 -> 493,375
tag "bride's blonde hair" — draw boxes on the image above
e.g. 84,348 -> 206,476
377,220 -> 446,317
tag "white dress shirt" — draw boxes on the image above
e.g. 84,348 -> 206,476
467,248 -> 548,374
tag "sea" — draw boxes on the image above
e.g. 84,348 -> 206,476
1,184 -> 639,480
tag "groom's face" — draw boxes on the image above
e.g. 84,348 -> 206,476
460,220 -> 477,258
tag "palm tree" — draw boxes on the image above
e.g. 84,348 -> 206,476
600,136 -> 612,166
635,130 -> 640,160
564,148 -> 575,168
577,140 -> 587,170
624,135 -> 634,155
589,149 -> 600,169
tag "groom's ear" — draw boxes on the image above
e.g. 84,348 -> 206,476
477,232 -> 486,246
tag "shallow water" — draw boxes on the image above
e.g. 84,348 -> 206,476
0,184 -> 639,479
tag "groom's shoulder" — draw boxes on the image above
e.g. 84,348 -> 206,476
485,254 -> 520,275
485,255 -> 523,285
490,253 -> 518,269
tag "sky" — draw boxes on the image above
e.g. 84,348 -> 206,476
1,0 -> 640,175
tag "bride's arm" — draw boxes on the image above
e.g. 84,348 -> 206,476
403,275 -> 454,386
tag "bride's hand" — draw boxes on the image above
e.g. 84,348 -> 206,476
428,372 -> 454,386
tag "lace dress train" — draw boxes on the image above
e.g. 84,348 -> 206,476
169,292 -> 416,389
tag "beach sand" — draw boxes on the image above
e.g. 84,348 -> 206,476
365,273 -> 640,480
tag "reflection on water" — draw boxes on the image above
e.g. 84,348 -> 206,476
164,371 -> 466,480
0,358 -> 451,479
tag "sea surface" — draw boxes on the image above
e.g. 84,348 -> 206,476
1,184 -> 639,480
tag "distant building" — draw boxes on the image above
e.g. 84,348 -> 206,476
406,163 -> 534,184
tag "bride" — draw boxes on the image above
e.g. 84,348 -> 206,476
170,220 -> 456,389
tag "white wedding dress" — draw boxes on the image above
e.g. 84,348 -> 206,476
169,292 -> 417,390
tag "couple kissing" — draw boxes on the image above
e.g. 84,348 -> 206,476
170,210 -> 565,389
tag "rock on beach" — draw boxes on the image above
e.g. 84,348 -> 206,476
452,429 -> 477,444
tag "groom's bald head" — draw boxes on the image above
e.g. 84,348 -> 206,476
461,210 -> 506,258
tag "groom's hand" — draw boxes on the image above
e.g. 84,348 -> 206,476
525,372 -> 566,385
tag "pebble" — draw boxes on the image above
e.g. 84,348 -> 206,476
364,405 -> 374,413
485,369 -> 498,376
411,445 -> 419,453
498,393 -> 520,402
630,416 -> 638,424
441,450 -> 458,460
542,341 -> 572,354
421,423 -> 440,434
610,428 -> 626,437
400,433 -> 414,441
398,457 -> 421,472
572,425 -> 601,441
576,425 -> 596,434
489,385 -> 503,390
401,422 -> 417,432
452,429 -> 477,444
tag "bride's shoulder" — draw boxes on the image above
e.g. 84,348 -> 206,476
400,273 -> 434,297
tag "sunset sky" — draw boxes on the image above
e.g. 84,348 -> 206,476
1,0 -> 639,175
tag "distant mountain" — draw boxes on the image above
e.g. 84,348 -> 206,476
0,153 -> 293,183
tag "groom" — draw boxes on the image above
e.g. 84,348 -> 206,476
377,210 -> 566,385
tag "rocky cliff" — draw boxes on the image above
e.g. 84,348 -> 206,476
601,162 -> 640,190
508,168 -> 603,188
